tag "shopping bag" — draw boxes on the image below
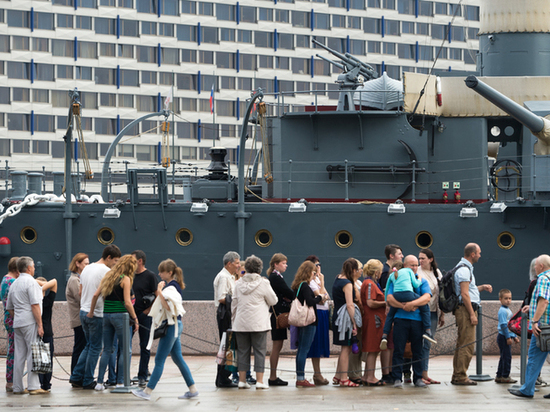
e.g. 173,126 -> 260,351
224,330 -> 238,373
216,332 -> 227,365
31,338 -> 52,374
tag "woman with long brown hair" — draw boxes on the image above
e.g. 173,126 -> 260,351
291,260 -> 325,387
88,254 -> 138,390
132,258 -> 198,400
267,253 -> 294,386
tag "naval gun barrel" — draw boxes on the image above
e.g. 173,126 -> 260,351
465,75 -> 545,133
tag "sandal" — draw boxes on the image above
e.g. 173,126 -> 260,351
424,377 -> 441,384
313,376 -> 329,386
340,379 -> 360,387
363,379 -> 385,386
332,377 -> 341,385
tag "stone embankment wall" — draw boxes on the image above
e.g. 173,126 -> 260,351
0,300 -> 523,356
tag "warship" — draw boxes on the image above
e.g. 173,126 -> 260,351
0,0 -> 548,300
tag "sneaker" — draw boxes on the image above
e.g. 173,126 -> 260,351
495,376 -> 517,384
422,332 -> 437,344
232,377 -> 239,385
381,375 -> 394,385
69,379 -> 83,388
138,379 -> 147,388
29,388 -> 50,395
256,382 -> 269,390
178,391 -> 199,399
116,384 -> 124,388
246,376 -> 257,385
536,377 -> 548,387
82,381 -> 97,390
94,383 -> 106,391
414,379 -> 427,388
380,338 -> 388,351
104,382 -> 117,389
238,381 -> 251,389
393,379 -> 403,388
131,389 -> 151,401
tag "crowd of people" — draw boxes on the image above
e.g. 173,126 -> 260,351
3,243 -> 550,399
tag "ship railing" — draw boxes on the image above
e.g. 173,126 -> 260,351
258,88 -> 404,116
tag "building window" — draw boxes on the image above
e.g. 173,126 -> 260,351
13,88 -> 30,102
292,11 -> 310,28
136,95 -> 156,112
351,0 -> 365,9
418,1 -> 433,16
158,72 -> 172,85
217,4 -> 235,21
142,21 -> 157,35
121,69 -> 139,86
100,43 -> 116,56
100,93 -> 116,106
432,24 -> 446,40
398,43 -> 415,59
327,37 -> 345,53
34,12 -> 54,30
53,0 -> 75,5
121,19 -> 139,37
33,38 -> 49,52
313,60 -> 330,76
78,41 -> 97,59
217,52 -> 235,69
136,145 -> 156,161
238,30 -> 253,43
36,64 -> 54,82
315,13 -> 330,30
199,50 -> 214,64
137,46 -> 158,63
383,42 -> 396,55
35,115 -> 54,133
386,20 -> 400,36
350,39 -> 365,55
177,25 -> 197,42
468,27 -> 478,40
13,36 -> 30,51
52,141 -> 64,158
240,53 -> 257,71
95,68 -> 116,85
279,80 -> 294,96
238,78 -> 252,91
118,144 -> 134,157
182,49 -> 197,63
96,118 -> 117,135
118,44 -> 134,58
57,14 -> 73,28
177,73 -> 197,90
419,45 -> 433,61
141,71 -> 157,84
0,87 -> 9,104
348,16 -> 361,29
364,18 -> 381,34
137,0 -> 157,13
52,90 -> 71,107
80,0 -> 98,8
417,23 -> 429,35
76,16 -> 93,30
118,0 -> 133,8
451,26 -> 465,42
0,35 -> 9,53
162,48 -> 179,65
241,6 -> 256,23
279,33 -> 294,50
95,18 -> 116,35
397,0 -> 414,15
52,39 -> 74,57
201,26 -> 218,44
216,100 -> 235,117
199,2 -> 214,16
159,23 -> 174,37
221,77 -> 235,90
178,123 -> 198,140
292,58 -> 310,75
255,31 -> 273,48
9,115 -> 30,132
276,56 -> 290,70
201,75 -> 217,92
435,2 -> 447,15
76,66 -> 93,80
259,8 -> 273,21
449,4 -> 461,17
81,92 -> 98,109
8,62 -> 30,80
161,0 -> 178,15
7,11 -> 30,28
220,28 -> 235,42
181,98 -> 197,111
13,139 -> 30,152
276,9 -> 290,23
259,55 -> 273,69
182,1 -> 196,14
402,21 -> 414,34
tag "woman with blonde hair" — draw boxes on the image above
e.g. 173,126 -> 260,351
66,253 -> 89,374
360,259 -> 388,386
267,253 -> 294,386
88,254 -> 138,390
291,260 -> 325,387
133,259 -> 198,400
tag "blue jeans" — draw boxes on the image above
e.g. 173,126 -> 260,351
421,312 -> 439,372
96,313 -> 132,384
383,291 -> 430,336
520,337 -> 548,396
391,318 -> 423,383
496,333 -> 512,378
70,311 -> 104,386
296,324 -> 317,380
147,320 -> 194,390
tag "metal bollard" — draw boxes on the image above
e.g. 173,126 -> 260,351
469,305 -> 492,381
111,313 -> 136,393
511,311 -> 529,390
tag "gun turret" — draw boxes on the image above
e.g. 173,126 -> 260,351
465,75 -> 550,155
312,39 -> 379,81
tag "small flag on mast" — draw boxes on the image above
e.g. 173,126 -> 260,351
164,88 -> 172,110
210,84 -> 214,114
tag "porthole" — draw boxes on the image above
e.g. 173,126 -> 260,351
20,226 -> 37,244
335,230 -> 353,249
415,231 -> 433,248
497,231 -> 515,250
255,229 -> 272,248
97,227 -> 114,245
175,228 -> 193,247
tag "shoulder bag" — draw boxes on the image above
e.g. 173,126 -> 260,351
288,282 -> 316,327
31,338 -> 52,374
271,305 -> 290,329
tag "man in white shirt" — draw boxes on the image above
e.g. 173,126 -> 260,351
69,245 -> 121,390
6,256 -> 45,395
213,251 -> 240,388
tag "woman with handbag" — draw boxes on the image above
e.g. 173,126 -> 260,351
305,255 -> 331,386
291,260 -> 326,387
133,259 -> 198,400
332,258 -> 362,387
88,255 -> 139,390
231,255 -> 278,390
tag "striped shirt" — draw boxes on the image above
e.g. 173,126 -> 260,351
529,270 -> 550,327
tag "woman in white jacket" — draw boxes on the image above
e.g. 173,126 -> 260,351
232,255 -> 278,390
132,259 -> 198,401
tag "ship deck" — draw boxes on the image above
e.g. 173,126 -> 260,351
1,355 -> 549,411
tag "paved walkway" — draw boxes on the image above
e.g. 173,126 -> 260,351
1,354 -> 550,411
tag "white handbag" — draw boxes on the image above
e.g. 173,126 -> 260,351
288,282 -> 316,327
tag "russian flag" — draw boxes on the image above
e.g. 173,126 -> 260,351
209,84 -> 214,114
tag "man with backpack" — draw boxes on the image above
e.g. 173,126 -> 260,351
451,243 -> 492,385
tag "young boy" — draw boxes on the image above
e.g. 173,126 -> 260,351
380,264 -> 436,350
495,289 -> 519,383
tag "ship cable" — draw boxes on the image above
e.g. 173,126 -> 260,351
408,0 -> 464,123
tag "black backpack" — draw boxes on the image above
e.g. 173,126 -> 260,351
438,263 -> 471,313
